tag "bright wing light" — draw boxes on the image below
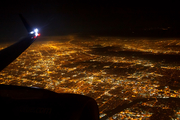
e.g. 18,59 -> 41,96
34,28 -> 39,36
29,28 -> 40,38
34,28 -> 38,33
30,31 -> 34,34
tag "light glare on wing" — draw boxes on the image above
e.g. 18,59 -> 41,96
30,31 -> 34,34
30,28 -> 40,37
34,28 -> 39,36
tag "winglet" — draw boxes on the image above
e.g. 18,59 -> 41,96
19,14 -> 33,33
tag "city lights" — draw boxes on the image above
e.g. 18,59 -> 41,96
0,37 -> 180,119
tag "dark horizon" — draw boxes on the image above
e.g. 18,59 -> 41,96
1,2 -> 180,42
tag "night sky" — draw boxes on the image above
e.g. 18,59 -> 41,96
1,1 -> 180,42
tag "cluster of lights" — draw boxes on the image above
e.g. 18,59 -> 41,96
1,38 -> 180,119
30,28 -> 40,38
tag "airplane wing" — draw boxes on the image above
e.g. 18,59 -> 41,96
0,14 -> 100,120
0,36 -> 36,71
0,14 -> 38,72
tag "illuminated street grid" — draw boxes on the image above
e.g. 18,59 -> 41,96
1,37 -> 180,119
